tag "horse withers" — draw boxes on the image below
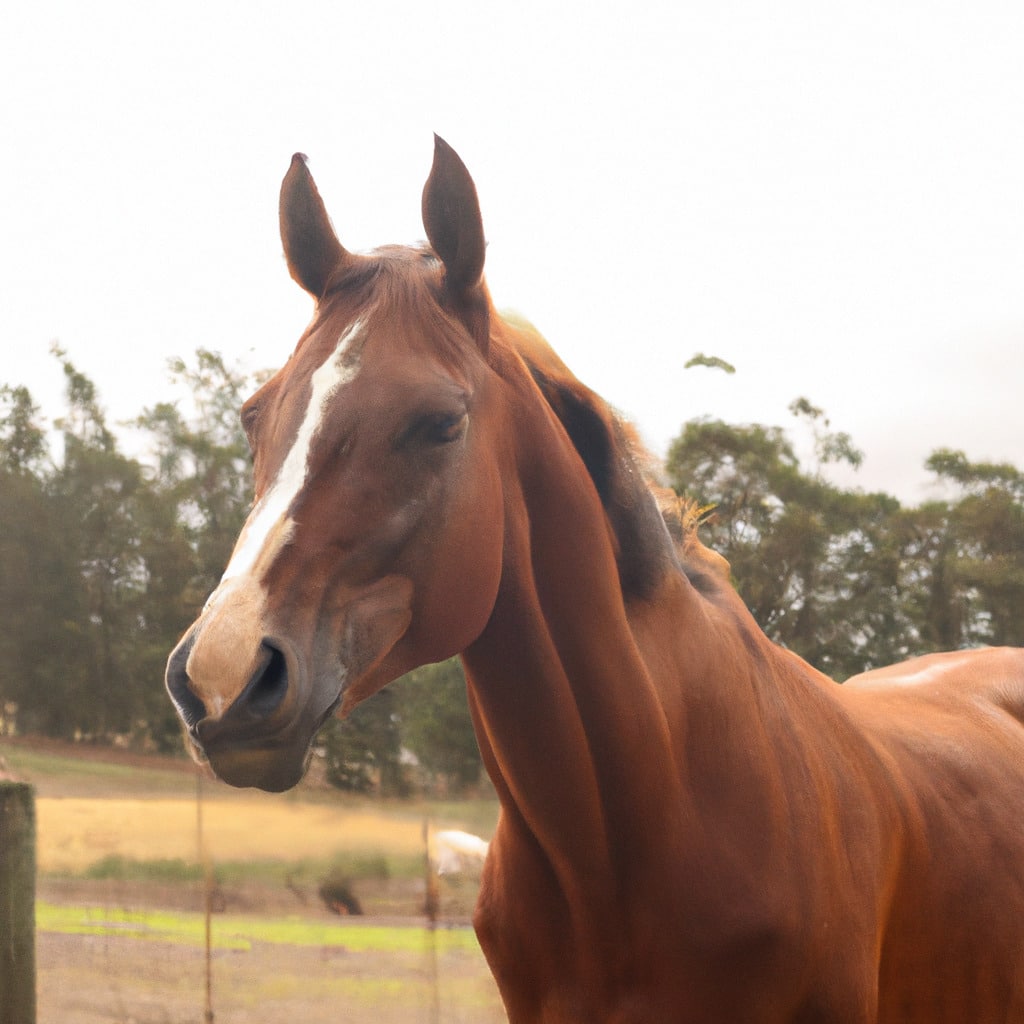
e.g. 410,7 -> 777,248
167,137 -> 1024,1022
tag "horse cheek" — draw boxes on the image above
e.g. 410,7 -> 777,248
335,576 -> 414,713
425,453 -> 504,657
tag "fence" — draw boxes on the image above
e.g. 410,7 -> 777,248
1,747 -> 504,1024
0,781 -> 35,1024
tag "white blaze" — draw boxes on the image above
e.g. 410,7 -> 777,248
207,319 -> 366,605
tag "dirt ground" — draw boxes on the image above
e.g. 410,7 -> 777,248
34,874 -> 503,1023
37,928 -> 507,1024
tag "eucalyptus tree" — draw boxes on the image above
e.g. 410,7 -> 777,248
665,402 -> 915,678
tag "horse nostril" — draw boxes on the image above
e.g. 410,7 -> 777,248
242,642 -> 290,719
165,636 -> 206,731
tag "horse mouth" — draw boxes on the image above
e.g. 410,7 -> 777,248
192,696 -> 339,793
198,738 -> 314,792
167,624 -> 344,792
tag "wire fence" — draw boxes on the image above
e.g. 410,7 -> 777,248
24,776 -> 505,1024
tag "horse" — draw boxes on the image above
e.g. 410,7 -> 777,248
166,136 -> 1024,1022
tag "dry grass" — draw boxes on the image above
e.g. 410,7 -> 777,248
1,738 -> 496,878
37,796 -> 428,872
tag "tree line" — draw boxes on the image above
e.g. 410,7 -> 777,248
0,348 -> 1020,794
666,396 -> 1024,679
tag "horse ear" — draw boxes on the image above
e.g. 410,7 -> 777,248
279,153 -> 348,299
422,135 -> 489,351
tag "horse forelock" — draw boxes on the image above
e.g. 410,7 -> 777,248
318,244 -> 485,374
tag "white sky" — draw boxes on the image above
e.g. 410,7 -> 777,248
2,1 -> 1023,502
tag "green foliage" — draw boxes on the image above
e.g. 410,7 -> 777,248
667,407 -> 1024,676
0,384 -> 47,473
135,348 -> 256,601
38,901 -> 485,953
319,687 -> 408,796
84,854 -> 203,882
397,659 -> 482,794
922,450 -> 1024,646
684,352 -> 736,374
317,659 -> 481,797
788,397 -> 863,471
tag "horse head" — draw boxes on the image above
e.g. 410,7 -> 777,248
166,138 -> 507,790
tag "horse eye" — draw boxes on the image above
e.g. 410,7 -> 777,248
240,403 -> 261,445
425,411 -> 468,445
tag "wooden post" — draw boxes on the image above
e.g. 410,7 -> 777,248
0,782 -> 35,1024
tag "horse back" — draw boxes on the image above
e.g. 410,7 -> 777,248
844,645 -> 1024,726
842,646 -> 1024,1021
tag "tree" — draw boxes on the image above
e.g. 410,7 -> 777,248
0,405 -> 80,735
316,659 -> 482,796
0,385 -> 48,474
47,348 -> 152,738
397,658 -> 482,794
665,403 -> 916,678
135,349 -> 257,604
919,449 -> 1024,647
318,687 -> 408,796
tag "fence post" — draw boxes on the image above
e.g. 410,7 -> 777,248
0,782 -> 35,1024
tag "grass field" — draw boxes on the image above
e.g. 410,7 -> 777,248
2,737 -> 507,1023
38,901 -> 485,953
36,795 -> 431,872
2,737 -> 497,875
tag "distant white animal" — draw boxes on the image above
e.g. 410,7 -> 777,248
430,829 -> 490,876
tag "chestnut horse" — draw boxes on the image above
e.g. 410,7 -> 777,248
167,137 -> 1024,1022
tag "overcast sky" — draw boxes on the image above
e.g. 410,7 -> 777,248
3,1 -> 1023,502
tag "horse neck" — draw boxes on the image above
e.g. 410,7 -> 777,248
461,366 -> 837,902
462,383 -> 694,898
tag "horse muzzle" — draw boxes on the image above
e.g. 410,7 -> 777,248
164,573 -> 414,791
165,622 -> 336,793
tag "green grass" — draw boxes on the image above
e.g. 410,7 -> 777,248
66,849 -> 426,886
83,854 -> 205,883
0,743 -> 197,798
37,901 -> 482,954
60,848 -> 448,899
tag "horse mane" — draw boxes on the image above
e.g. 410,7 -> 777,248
652,487 -> 734,595
503,314 -> 730,602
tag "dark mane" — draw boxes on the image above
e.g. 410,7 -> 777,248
507,318 -> 732,603
515,345 -> 678,601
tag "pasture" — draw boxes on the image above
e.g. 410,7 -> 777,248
1,738 -> 506,1023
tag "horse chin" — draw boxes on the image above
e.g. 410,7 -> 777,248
204,742 -> 312,793
193,696 -> 336,793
